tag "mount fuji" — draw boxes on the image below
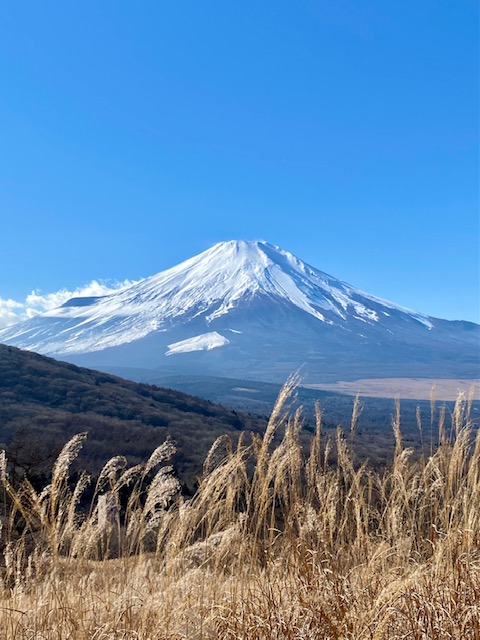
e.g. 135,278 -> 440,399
0,241 -> 478,382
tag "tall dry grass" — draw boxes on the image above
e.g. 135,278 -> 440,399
0,379 -> 478,639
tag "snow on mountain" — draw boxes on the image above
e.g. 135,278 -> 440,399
166,332 -> 230,355
0,240 -> 477,382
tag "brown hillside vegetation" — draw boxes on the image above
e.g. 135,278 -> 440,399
0,344 -> 266,487
0,379 -> 478,639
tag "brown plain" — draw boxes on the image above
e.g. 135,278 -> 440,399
304,377 -> 480,400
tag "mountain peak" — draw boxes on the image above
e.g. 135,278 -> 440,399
179,239 -> 318,286
194,239 -> 281,269
139,239 -> 336,324
195,239 -> 272,265
211,239 -> 266,250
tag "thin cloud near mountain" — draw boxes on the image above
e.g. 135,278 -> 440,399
0,279 -> 138,329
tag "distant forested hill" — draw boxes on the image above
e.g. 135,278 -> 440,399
0,344 -> 266,487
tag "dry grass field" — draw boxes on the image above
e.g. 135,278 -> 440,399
0,379 -> 478,639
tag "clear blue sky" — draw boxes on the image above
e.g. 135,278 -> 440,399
0,1 -> 478,322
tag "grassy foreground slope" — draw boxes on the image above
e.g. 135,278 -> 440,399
0,344 -> 265,486
0,380 -> 478,639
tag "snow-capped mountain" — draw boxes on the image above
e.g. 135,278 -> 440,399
1,241 -> 478,382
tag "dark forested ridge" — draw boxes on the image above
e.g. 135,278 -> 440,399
0,344 -> 266,486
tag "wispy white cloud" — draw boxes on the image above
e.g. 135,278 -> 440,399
0,298 -> 25,328
0,279 -> 138,329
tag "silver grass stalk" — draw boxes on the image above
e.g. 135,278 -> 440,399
97,492 -> 118,532
203,434 -> 232,475
63,471 -> 91,541
96,455 -> 127,491
143,466 -> 180,516
116,463 -> 145,490
350,393 -> 363,437
51,432 -> 88,489
0,450 -> 7,484
38,484 -> 51,503
256,375 -> 297,478
144,439 -> 177,477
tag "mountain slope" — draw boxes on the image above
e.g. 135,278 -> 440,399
0,344 -> 265,485
0,241 -> 478,381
